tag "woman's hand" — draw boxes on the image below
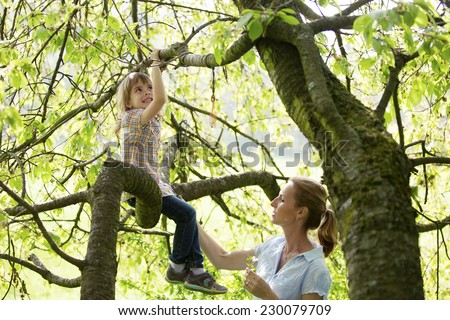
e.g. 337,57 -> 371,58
244,268 -> 279,299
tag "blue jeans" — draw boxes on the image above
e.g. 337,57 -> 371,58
162,196 -> 204,268
127,196 -> 204,268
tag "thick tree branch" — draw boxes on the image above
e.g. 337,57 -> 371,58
159,32 -> 254,68
0,253 -> 81,288
293,0 -> 321,21
172,171 -> 280,202
4,190 -> 91,217
309,15 -> 358,33
410,156 -> 450,167
294,24 -> 359,142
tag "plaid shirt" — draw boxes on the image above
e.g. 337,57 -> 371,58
121,109 -> 175,197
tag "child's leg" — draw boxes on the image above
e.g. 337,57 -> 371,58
162,195 -> 227,294
161,195 -> 204,268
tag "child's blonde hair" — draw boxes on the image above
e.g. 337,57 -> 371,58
117,72 -> 152,113
115,72 -> 152,135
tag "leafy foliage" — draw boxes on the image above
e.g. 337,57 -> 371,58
1,0 -> 449,299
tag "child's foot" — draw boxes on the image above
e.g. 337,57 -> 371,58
165,265 -> 189,284
184,271 -> 227,294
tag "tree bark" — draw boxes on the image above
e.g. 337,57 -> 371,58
80,158 -> 162,300
235,0 -> 424,299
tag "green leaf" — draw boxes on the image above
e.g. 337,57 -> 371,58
9,176 -> 23,192
279,14 -> 299,25
372,38 -> 384,53
107,16 -> 121,32
248,19 -> 263,42
40,161 -> 53,183
125,35 -> 137,55
280,8 -> 296,15
236,12 -> 253,29
48,232 -> 61,245
243,50 -> 256,65
87,165 -> 99,185
414,0 -> 440,17
35,26 -> 51,41
415,9 -> 428,27
0,106 -> 23,129
10,68 -> 23,88
360,57 -> 376,70
31,120 -> 46,132
403,9 -> 416,27
353,15 -> 374,33
19,227 -> 31,240
409,80 -> 423,106
213,47 -> 223,65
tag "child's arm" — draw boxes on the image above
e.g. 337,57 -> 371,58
197,222 -> 254,270
140,49 -> 167,125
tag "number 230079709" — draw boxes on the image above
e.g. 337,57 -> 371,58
260,304 -> 331,316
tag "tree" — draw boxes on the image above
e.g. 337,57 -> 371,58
1,0 -> 449,299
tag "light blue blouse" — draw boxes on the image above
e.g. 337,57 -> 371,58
254,235 -> 331,300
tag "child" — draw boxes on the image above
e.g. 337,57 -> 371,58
116,49 -> 227,295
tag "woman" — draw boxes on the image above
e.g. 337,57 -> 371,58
198,177 -> 338,299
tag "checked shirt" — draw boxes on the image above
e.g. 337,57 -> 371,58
121,109 -> 175,197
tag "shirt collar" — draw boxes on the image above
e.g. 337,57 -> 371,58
300,245 -> 323,262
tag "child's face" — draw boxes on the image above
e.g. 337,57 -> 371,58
127,80 -> 153,110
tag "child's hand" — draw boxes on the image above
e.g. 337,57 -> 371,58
150,49 -> 167,72
150,49 -> 160,62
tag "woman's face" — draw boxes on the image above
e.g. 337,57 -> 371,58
127,80 -> 153,110
270,181 -> 300,226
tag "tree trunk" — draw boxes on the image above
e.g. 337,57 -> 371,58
80,159 -> 162,299
235,0 -> 424,299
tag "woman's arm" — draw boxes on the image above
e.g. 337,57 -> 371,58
140,49 -> 167,125
197,222 -> 254,270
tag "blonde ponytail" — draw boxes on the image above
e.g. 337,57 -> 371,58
318,209 -> 338,257
289,177 -> 339,257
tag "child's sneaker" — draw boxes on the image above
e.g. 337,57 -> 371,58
165,265 -> 189,284
184,271 -> 227,294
